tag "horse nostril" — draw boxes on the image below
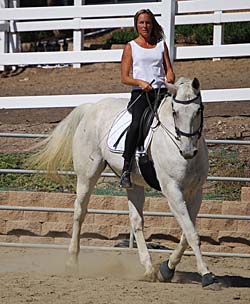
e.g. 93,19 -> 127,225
180,149 -> 197,159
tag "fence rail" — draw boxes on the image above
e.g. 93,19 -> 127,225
0,242 -> 249,258
1,168 -> 250,183
0,89 -> 250,110
1,132 -> 250,145
0,0 -> 249,69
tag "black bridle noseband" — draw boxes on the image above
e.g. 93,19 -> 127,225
172,93 -> 204,140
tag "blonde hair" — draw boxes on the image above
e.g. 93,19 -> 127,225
134,9 -> 165,41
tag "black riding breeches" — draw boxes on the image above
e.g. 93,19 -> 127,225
122,88 -> 167,161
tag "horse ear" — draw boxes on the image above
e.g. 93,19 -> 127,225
192,78 -> 200,90
166,83 -> 178,95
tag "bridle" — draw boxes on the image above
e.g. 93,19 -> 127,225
172,92 -> 204,140
144,88 -> 204,153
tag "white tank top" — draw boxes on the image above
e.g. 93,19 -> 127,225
129,39 -> 166,89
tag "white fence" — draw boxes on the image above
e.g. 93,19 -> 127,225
1,88 -> 250,109
0,0 -> 250,108
0,0 -> 250,66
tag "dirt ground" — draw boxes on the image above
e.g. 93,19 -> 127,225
0,247 -> 249,304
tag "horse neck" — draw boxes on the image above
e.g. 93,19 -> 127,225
159,96 -> 173,126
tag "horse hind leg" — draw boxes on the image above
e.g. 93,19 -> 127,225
127,185 -> 155,281
67,159 -> 106,271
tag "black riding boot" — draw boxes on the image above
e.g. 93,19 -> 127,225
120,159 -> 132,189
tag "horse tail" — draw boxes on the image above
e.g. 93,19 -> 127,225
27,103 -> 92,178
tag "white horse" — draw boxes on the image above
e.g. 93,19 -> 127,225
30,77 -> 217,287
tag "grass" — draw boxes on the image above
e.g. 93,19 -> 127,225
0,153 -> 162,197
0,149 -> 249,200
207,146 -> 249,200
0,153 -> 75,193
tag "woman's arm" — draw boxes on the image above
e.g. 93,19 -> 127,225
163,42 -> 175,84
121,43 -> 153,91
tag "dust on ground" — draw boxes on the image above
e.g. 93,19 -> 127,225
0,247 -> 249,304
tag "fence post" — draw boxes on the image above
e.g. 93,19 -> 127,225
160,0 -> 176,63
8,0 -> 20,70
0,0 -> 8,71
73,0 -> 85,68
213,11 -> 224,61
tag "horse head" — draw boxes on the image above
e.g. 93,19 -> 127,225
166,77 -> 204,159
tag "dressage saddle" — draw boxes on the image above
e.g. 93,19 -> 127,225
113,105 -> 161,191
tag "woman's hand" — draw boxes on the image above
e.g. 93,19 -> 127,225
138,80 -> 153,91
166,70 -> 175,84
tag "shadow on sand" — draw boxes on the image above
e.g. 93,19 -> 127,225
173,271 -> 250,288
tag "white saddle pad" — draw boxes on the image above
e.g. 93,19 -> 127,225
107,109 -> 156,155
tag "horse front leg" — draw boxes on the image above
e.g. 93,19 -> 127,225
158,232 -> 188,282
127,184 -> 155,281
161,183 -> 214,286
158,189 -> 202,282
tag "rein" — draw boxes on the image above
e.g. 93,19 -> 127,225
145,89 -> 182,151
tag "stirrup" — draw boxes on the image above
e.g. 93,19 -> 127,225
119,170 -> 132,189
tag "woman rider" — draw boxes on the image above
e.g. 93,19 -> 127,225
120,9 -> 175,188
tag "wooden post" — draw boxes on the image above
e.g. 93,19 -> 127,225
0,0 -> 8,71
160,0 -> 176,63
213,11 -> 224,61
73,0 -> 85,68
8,0 -> 20,70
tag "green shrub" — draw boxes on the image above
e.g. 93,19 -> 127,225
224,22 -> 250,44
175,24 -> 213,45
20,31 -> 55,43
106,28 -> 137,46
175,22 -> 250,45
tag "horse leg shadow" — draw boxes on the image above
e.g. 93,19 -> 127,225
172,271 -> 250,288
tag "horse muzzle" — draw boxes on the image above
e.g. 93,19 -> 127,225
180,148 -> 198,159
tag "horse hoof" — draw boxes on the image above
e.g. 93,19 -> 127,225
157,260 -> 175,282
202,273 -> 221,290
143,268 -> 156,282
65,257 -> 79,274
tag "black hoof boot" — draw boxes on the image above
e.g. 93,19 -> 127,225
158,260 -> 175,282
202,273 -> 219,288
119,170 -> 132,189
